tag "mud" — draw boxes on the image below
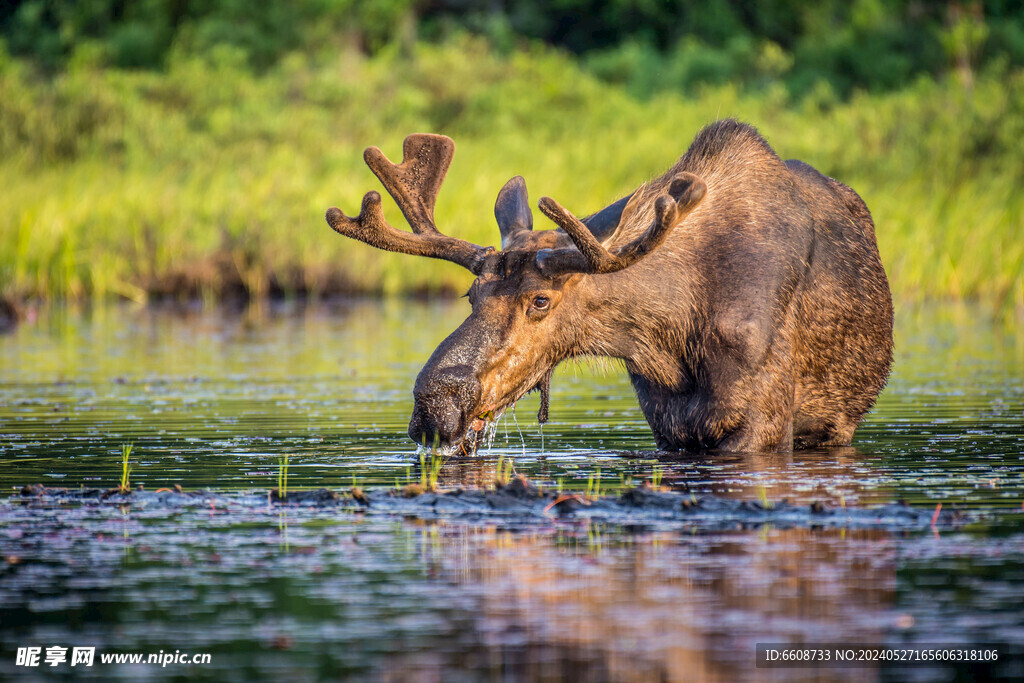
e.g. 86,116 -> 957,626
13,476 -> 978,532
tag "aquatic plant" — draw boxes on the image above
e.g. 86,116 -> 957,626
118,443 -> 133,492
586,468 -> 602,500
420,451 -> 445,492
651,466 -> 664,489
495,455 -> 515,487
277,454 -> 289,498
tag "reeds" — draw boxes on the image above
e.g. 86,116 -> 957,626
586,468 -> 602,500
118,443 -> 133,492
277,454 -> 289,498
495,455 -> 515,487
1,40 -> 1021,314
420,451 -> 444,492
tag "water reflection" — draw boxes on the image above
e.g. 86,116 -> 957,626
1,497 -> 915,681
423,522 -> 896,682
1,300 -> 1023,680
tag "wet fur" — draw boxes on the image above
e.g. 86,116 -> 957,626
582,120 -> 894,451
411,120 -> 893,453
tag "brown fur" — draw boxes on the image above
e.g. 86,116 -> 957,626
329,120 -> 894,453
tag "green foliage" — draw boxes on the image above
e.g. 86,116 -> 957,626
420,451 -> 445,491
119,443 -> 133,492
495,455 -> 515,487
651,466 -> 663,489
477,0 -> 1019,98
0,0 -> 418,70
586,468 -> 602,499
278,454 -> 289,497
4,1 -> 1024,99
0,38 -> 1021,311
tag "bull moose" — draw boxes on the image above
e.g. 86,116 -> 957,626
325,120 -> 893,454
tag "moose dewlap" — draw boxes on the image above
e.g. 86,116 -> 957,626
325,119 -> 894,454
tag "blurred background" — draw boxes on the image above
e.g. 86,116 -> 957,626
0,0 -> 1021,317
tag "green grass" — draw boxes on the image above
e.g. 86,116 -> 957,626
277,454 -> 289,498
420,451 -> 444,491
495,455 -> 515,487
586,468 -> 602,499
118,442 -> 133,492
1,38 -> 1022,313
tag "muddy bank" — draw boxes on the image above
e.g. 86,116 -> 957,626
13,477 -> 980,531
0,260 -> 467,331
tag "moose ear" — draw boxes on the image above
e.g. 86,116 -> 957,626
667,172 -> 707,217
495,176 -> 533,249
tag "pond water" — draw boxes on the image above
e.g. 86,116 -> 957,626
1,300 -> 1023,681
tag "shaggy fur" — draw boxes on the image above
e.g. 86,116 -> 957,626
330,121 -> 894,453
586,119 -> 895,450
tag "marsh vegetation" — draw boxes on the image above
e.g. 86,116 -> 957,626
1,2 -> 1022,316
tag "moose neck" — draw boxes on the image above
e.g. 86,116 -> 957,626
569,264 -> 700,391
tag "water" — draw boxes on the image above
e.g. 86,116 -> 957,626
1,300 -> 1023,680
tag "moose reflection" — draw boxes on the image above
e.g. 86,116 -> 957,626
395,519 -> 894,682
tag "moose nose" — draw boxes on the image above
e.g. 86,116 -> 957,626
408,364 -> 481,447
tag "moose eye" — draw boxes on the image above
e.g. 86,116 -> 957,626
532,295 -> 550,310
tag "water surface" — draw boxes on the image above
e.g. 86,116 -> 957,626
1,300 -> 1022,680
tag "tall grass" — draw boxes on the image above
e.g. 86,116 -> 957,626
277,454 -> 289,498
119,442 -> 133,492
1,38 -> 1021,311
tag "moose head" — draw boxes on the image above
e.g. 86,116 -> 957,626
326,134 -> 706,454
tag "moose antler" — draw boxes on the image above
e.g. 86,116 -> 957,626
535,173 -> 707,276
325,134 -> 494,274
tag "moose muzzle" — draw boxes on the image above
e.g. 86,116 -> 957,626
408,363 -> 482,450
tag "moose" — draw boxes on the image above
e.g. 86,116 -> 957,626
326,120 -> 893,454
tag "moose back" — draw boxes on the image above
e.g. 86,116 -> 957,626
325,120 -> 894,454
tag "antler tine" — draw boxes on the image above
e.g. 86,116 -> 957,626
537,197 -> 616,272
536,173 -> 707,276
326,192 -> 491,274
363,134 -> 454,235
326,134 -> 494,274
